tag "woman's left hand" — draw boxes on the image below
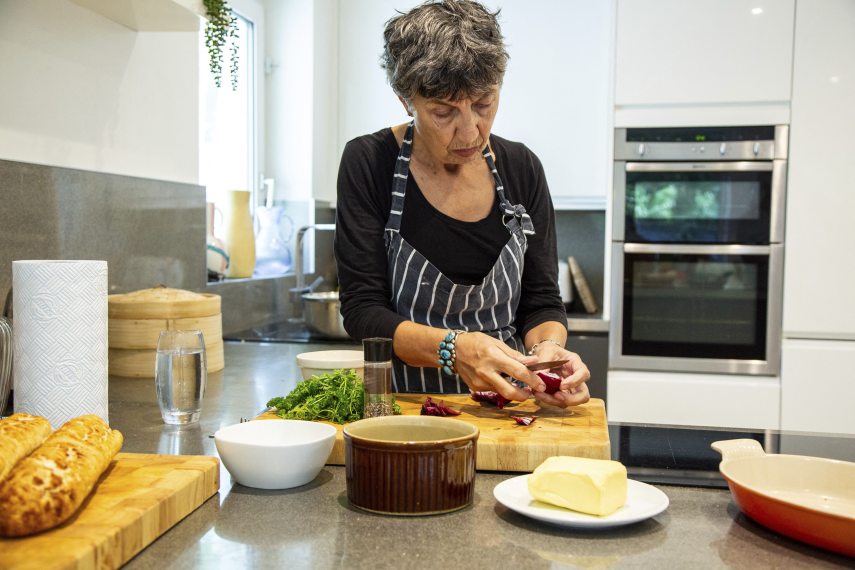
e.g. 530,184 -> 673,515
530,346 -> 591,408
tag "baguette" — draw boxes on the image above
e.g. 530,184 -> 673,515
0,414 -> 123,537
0,413 -> 52,482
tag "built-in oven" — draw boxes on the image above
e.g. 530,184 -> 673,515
610,126 -> 788,376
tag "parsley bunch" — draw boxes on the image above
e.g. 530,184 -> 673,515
267,369 -> 400,424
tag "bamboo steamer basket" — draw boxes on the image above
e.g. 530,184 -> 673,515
108,287 -> 224,377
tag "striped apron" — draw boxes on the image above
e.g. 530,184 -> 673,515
385,123 -> 536,393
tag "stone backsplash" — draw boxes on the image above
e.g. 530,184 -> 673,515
0,158 -> 604,332
0,159 -> 206,306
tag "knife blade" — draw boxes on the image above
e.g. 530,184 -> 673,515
526,359 -> 569,372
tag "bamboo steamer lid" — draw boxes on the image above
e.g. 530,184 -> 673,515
108,286 -> 221,319
108,286 -> 224,377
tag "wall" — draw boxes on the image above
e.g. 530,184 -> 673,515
0,159 -> 206,305
263,0 -> 339,207
555,210 -> 606,313
0,0 -> 207,305
337,0 -> 613,209
0,0 -> 199,184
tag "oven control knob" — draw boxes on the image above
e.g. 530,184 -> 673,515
637,143 -> 645,156
719,143 -> 727,155
753,142 -> 761,156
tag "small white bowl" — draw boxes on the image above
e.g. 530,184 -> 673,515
296,349 -> 364,380
214,420 -> 336,490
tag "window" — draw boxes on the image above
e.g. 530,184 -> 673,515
199,0 -> 262,212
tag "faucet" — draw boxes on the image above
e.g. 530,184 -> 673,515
289,224 -> 336,319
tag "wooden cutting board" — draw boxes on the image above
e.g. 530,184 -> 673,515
0,453 -> 219,570
259,394 -> 609,472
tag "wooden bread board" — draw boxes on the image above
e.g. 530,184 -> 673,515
259,395 -> 609,472
0,453 -> 219,570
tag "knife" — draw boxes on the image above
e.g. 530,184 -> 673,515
526,359 -> 569,372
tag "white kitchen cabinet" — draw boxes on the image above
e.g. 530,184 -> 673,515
607,369 -> 780,430
781,340 -> 855,434
783,0 -> 855,340
614,0 -> 795,125
492,1 -> 612,209
337,0 -> 613,209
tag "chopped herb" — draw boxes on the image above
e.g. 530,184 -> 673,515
266,369 -> 400,424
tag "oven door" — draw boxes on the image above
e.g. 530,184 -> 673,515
609,243 -> 783,375
613,161 -> 786,244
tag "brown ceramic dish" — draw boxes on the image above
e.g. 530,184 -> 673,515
343,415 -> 479,516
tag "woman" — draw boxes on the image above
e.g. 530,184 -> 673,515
334,0 -> 590,408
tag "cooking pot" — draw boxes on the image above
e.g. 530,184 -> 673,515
301,291 -> 349,340
712,438 -> 855,557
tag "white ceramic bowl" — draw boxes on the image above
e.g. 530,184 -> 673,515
214,420 -> 337,490
296,349 -> 364,380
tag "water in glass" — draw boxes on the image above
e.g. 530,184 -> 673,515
155,331 -> 207,425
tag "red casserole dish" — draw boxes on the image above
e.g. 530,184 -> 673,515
712,439 -> 855,558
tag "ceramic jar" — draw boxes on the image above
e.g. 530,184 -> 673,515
206,202 -> 229,275
222,190 -> 256,278
254,206 -> 293,276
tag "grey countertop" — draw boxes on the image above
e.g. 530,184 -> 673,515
109,342 -> 851,569
567,313 -> 609,333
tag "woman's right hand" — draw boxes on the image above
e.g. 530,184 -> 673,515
453,332 -> 546,401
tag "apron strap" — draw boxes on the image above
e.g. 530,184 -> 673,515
483,148 -> 536,236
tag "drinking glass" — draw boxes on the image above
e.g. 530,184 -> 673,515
155,330 -> 207,425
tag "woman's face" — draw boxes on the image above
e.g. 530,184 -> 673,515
404,86 -> 500,167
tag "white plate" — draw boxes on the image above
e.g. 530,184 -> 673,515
493,475 -> 669,529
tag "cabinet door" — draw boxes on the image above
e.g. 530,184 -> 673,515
337,0 -> 613,209
783,0 -> 855,339
492,0 -> 612,209
781,339 -> 855,434
615,0 -> 795,106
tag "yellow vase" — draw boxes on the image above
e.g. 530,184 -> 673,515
222,190 -> 256,278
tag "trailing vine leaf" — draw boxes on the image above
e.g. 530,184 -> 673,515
203,0 -> 240,90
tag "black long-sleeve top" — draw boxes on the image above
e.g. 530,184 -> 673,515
334,128 -> 566,342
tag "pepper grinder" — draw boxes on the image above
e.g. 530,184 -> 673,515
363,337 -> 394,418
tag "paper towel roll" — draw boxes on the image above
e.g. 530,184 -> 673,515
12,260 -> 109,428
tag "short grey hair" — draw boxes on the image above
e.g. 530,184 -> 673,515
381,0 -> 509,102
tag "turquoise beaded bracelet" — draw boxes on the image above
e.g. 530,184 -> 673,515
438,330 -> 465,376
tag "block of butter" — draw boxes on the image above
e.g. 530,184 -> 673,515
528,456 -> 628,516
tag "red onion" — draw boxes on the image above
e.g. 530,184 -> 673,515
470,390 -> 511,409
420,396 -> 461,417
536,371 -> 562,395
512,416 -> 537,426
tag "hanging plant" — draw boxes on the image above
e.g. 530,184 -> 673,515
203,0 -> 240,90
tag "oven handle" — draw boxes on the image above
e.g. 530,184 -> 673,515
625,161 -> 773,172
623,243 -> 773,255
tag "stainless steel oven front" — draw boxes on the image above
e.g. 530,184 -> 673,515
610,126 -> 788,376
610,243 -> 783,375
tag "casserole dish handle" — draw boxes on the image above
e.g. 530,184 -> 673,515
711,439 -> 766,463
